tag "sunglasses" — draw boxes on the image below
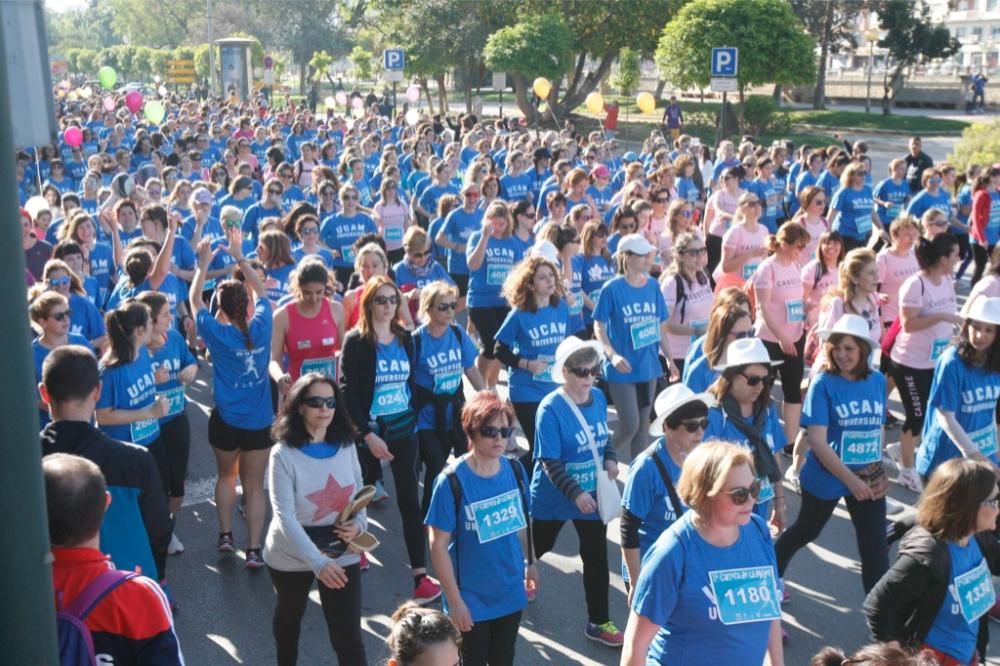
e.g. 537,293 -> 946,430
435,301 -> 459,311
48,276 -> 72,287
479,425 -> 513,440
594,229 -> 609,238
567,365 -> 601,378
739,372 -> 772,387
812,199 -> 827,206
619,223 -> 637,231
49,310 -> 72,321
725,479 -> 762,505
373,295 -> 400,306
678,417 -> 709,433
464,192 -> 480,198
267,189 -> 282,195
411,250 -> 431,259
302,396 -> 336,409
654,197 -> 670,203
732,330 -> 754,340
301,227 -> 319,235
343,195 -> 359,201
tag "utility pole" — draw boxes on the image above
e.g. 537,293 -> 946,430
207,0 -> 216,95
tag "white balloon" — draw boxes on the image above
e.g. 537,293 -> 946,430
405,108 -> 420,126
154,75 -> 161,84
158,85 -> 168,97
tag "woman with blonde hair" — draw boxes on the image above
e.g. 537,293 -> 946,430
830,160 -> 885,253
661,232 -> 713,378
714,192 -> 769,293
374,177 -> 411,264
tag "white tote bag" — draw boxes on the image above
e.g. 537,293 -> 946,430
558,390 -> 621,524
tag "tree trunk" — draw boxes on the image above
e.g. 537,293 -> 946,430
511,73 -> 539,125
655,78 -> 667,99
435,73 -> 448,115
772,83 -> 783,105
299,58 -> 307,95
555,53 -> 616,120
421,76 -> 435,115
881,63 -> 902,116
812,0 -> 834,110
738,87 -> 746,133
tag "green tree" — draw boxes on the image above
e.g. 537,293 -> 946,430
349,45 -> 374,81
194,44 -> 212,82
75,49 -> 100,76
790,0 -> 859,109
656,0 -> 816,127
870,0 -> 960,115
613,47 -> 641,97
108,0 -> 204,48
309,50 -> 335,84
483,13 -> 574,123
250,0 -> 347,93
949,120 -> 1000,170
46,2 -> 120,52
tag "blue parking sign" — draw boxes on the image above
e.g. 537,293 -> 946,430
711,47 -> 738,77
384,48 -> 405,71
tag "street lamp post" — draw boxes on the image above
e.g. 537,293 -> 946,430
865,27 -> 880,114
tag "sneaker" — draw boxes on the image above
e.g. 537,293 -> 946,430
885,497 -> 906,515
168,533 -> 184,555
245,548 -> 265,570
781,627 -> 789,644
897,467 -> 923,493
359,552 -> 370,572
372,480 -> 390,504
783,466 -> 800,494
217,532 -> 235,553
781,443 -> 794,458
526,581 -> 536,603
989,599 -> 1000,624
585,621 -> 625,647
413,575 -> 442,605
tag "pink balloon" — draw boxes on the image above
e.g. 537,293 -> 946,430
125,91 -> 143,114
63,127 -> 83,147
102,96 -> 116,112
335,91 -> 347,106
351,96 -> 364,109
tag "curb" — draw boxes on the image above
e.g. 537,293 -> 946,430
793,123 -> 966,137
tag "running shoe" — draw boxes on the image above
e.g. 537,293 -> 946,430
585,621 -> 625,647
217,532 -> 235,553
168,533 -> 184,555
989,599 -> 1000,624
245,548 -> 265,570
781,443 -> 794,458
897,467 -> 923,494
372,480 -> 390,504
783,466 -> 800,494
885,497 -> 906,515
359,552 -> 370,572
526,580 -> 536,603
781,627 -> 789,644
413,575 -> 442,605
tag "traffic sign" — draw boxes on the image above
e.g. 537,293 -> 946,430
711,47 -> 738,77
383,48 -> 405,71
384,70 -> 404,82
166,59 -> 195,84
710,77 -> 738,93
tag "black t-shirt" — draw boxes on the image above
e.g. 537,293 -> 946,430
903,151 -> 934,193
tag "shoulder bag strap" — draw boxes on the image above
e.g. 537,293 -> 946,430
647,444 -> 685,519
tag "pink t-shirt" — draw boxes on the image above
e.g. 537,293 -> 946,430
707,189 -> 742,237
817,295 -> 882,346
800,259 -> 839,327
374,201 -> 410,251
875,248 -> 919,324
890,274 -> 957,370
715,223 -> 769,283
662,272 -> 714,360
752,256 -> 805,343
797,216 -> 828,263
660,227 -> 705,264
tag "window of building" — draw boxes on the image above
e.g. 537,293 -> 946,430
957,26 -> 969,39
989,0 -> 999,11
974,26 -> 984,39
992,24 -> 1000,37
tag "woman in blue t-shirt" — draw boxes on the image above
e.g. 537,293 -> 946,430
426,391 -> 537,665
621,385 -> 712,600
319,184 -> 378,288
530,337 -> 624,646
495,256 -> 570,471
41,259 -> 106,351
830,161 -> 886,253
581,219 -> 616,338
917,296 -> 1000,479
190,230 -> 274,569
775,314 -> 889,595
593,233 -> 673,461
621,441 -> 784,665
257,228 -> 296,303
393,226 -> 454,320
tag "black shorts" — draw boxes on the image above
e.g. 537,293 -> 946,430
468,306 -> 510,359
890,363 -> 934,436
762,336 -> 806,404
450,273 -> 470,297
148,412 -> 191,498
208,408 -> 273,452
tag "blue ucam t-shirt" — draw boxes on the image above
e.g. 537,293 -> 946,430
500,173 -> 532,202
748,178 -> 779,233
440,207 -> 484,275
682,352 -> 718,394
565,255 -> 586,334
816,170 -> 840,200
530,388 -> 609,522
413,324 -> 478,431
105,274 -> 186,320
907,189 -> 953,221
319,212 -> 377,269
873,177 -> 910,226
924,538 -> 994,665
704,404 -> 786,520
392,259 -> 454,292
149,329 -> 197,426
918,347 -> 1000,477
292,246 -> 336,269
196,299 -> 273,430
68,292 -> 105,342
372,338 -> 412,421
799,371 -> 887,500
634,512 -> 781,666
466,232 -> 519,308
495,302 -> 569,403
621,438 -> 685,583
96,350 -> 160,446
425,455 -> 530,622
592,275 -> 669,383
89,242 -> 115,306
582,254 -> 616,327
677,178 -> 700,205
831,185 -> 877,241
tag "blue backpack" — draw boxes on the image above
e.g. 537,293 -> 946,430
57,570 -> 137,666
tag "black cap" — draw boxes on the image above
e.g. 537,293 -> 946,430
533,147 -> 552,161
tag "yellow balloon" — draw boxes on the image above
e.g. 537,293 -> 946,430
585,91 -> 604,114
324,96 -> 336,109
532,77 -> 551,99
636,92 -> 656,114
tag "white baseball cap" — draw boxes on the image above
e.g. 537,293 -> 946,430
616,233 -> 656,257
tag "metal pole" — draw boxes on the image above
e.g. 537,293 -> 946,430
207,0 -> 215,96
392,81 -> 397,121
499,84 -> 503,118
0,2 -> 59,661
717,91 -> 727,147
866,41 -> 874,114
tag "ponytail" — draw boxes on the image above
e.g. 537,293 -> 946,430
124,248 -> 152,287
217,280 -> 253,350
102,300 -> 150,368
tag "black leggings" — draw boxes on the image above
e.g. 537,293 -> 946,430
762,336 -> 806,404
460,610 -> 522,666
148,413 -> 190,498
268,564 -> 366,666
533,518 -> 609,625
775,488 -> 889,594
417,428 -> 467,516
512,401 -> 541,473
972,243 -> 996,287
386,433 -> 427,570
706,233 -> 723,277
840,236 -> 866,254
890,363 -> 934,437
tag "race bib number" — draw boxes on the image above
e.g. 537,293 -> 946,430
955,559 -> 996,623
756,476 -> 775,505
470,489 -> 526,544
690,318 -> 709,343
433,370 -> 462,395
587,289 -> 602,307
630,319 -> 660,350
371,382 -> 408,417
568,291 -> 584,316
565,461 -> 597,493
340,245 -> 356,264
855,214 -> 873,235
301,356 -> 337,380
159,387 -> 186,418
708,566 -> 782,625
765,203 -> 778,218
840,429 -> 882,466
930,338 -> 949,363
384,227 -> 404,242
130,417 -> 159,444
887,205 -> 902,222
969,424 -> 999,458
742,261 -> 760,281
990,207 -> 1000,230
785,299 -> 805,323
487,263 -> 510,286
531,354 -> 555,384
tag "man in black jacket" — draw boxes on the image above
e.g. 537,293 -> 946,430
903,136 -> 934,193
38,345 -> 171,584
